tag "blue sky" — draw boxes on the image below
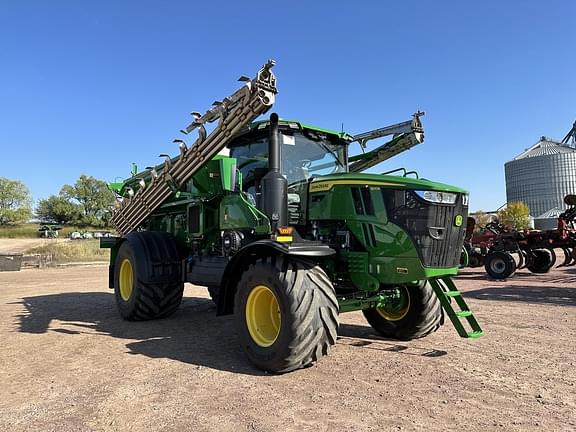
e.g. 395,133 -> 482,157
1,1 -> 574,212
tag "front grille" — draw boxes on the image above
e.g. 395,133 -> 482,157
381,189 -> 467,267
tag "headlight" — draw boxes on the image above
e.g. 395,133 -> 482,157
462,194 -> 469,206
415,190 -> 457,204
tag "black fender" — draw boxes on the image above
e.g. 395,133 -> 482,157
216,239 -> 335,316
102,236 -> 125,288
105,232 -> 181,288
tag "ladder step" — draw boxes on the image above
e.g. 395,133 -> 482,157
455,310 -> 473,317
429,277 -> 484,339
467,331 -> 484,339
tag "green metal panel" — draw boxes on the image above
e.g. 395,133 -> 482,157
346,252 -> 368,273
188,159 -> 224,196
309,176 -> 463,290
219,194 -> 271,234
309,172 -> 468,194
218,157 -> 237,192
108,182 -> 124,194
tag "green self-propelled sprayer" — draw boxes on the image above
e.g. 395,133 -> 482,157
102,60 -> 483,373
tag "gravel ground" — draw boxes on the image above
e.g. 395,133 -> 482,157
0,265 -> 575,431
0,238 -> 67,255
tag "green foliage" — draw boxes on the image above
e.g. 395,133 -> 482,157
37,195 -> 81,225
0,223 -> 43,238
0,224 -> 104,239
498,201 -> 531,230
47,175 -> 116,227
0,177 -> 33,225
27,239 -> 110,263
471,210 -> 493,233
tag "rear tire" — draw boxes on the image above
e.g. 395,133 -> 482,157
234,256 -> 338,373
362,281 -> 444,340
114,232 -> 184,321
484,251 -> 516,279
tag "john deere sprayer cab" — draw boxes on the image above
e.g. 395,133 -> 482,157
102,61 -> 483,373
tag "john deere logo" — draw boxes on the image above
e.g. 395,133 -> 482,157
454,215 -> 463,227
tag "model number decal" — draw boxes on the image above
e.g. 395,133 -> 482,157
309,180 -> 399,193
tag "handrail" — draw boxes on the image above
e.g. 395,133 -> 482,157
381,167 -> 419,179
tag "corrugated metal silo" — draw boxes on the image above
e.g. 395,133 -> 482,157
505,137 -> 576,217
533,208 -> 563,230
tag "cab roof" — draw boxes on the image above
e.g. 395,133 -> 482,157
240,118 -> 354,142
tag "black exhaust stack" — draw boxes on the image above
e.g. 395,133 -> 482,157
261,113 -> 287,231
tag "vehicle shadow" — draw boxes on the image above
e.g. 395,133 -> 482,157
337,324 -> 448,358
13,292 -> 450,374
464,285 -> 576,306
457,268 -> 576,284
13,292 -> 265,376
455,272 -> 490,281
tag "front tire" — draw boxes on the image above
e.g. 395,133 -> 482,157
234,256 -> 338,373
362,281 -> 444,340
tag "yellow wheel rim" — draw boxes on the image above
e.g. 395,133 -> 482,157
119,258 -> 133,301
245,285 -> 281,347
376,286 -> 410,321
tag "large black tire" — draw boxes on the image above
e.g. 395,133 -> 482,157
234,256 -> 338,373
114,232 -> 184,321
468,249 -> 484,268
362,282 -> 443,340
484,251 -> 516,279
559,248 -> 573,267
459,247 -> 469,268
527,249 -> 554,274
207,286 -> 219,304
570,248 -> 576,267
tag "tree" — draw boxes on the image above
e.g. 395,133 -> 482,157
471,210 -> 493,233
0,177 -> 32,225
498,201 -> 531,231
36,195 -> 81,225
60,175 -> 116,227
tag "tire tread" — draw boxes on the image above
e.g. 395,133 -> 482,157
235,256 -> 339,373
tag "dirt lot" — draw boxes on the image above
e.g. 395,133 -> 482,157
0,238 -> 74,256
0,265 -> 575,432
0,238 -> 63,254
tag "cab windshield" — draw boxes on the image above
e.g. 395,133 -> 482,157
229,130 -> 346,187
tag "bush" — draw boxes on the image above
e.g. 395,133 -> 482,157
498,202 -> 531,231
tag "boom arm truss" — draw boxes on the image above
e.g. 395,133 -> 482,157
561,120 -> 576,147
110,60 -> 278,235
348,112 -> 424,173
